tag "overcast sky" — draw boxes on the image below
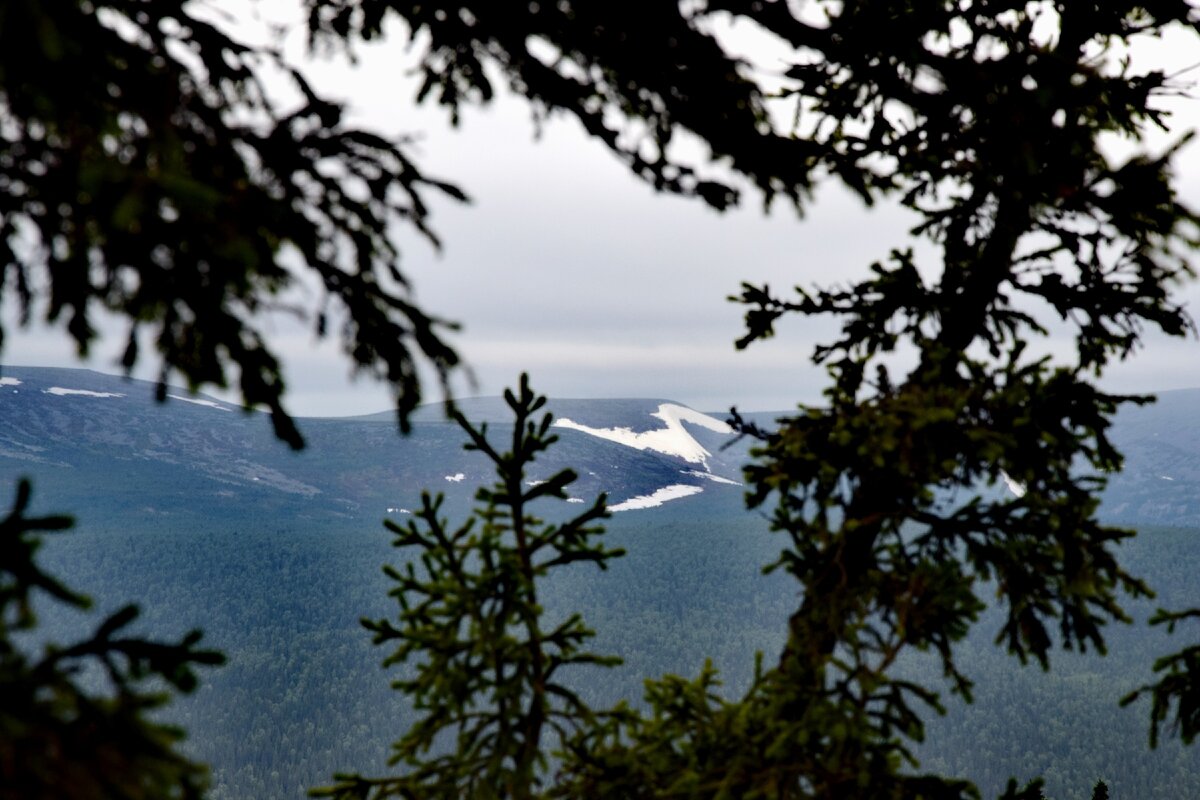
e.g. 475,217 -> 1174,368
6,7 -> 1200,417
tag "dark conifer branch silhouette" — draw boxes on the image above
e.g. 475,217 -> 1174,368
0,479 -> 224,799
0,0 -> 465,446
313,375 -> 623,799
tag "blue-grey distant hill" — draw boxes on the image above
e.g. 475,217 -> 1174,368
1103,388 -> 1200,526
3,365 -> 1197,529
0,366 -> 751,529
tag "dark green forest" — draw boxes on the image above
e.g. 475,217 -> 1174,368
24,489 -> 1200,800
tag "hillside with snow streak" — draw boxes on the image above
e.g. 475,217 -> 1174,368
553,403 -> 732,467
0,367 -> 751,520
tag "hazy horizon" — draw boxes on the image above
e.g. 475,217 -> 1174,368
4,5 -> 1200,418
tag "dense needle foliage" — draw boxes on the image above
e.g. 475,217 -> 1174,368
0,0 -> 463,445
316,376 -> 623,799
308,2 -> 1200,797
0,479 -> 223,800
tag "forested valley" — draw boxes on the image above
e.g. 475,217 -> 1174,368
24,488 -> 1200,800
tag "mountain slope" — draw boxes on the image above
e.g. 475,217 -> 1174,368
0,367 -> 749,528
1101,388 -> 1200,526
9,366 -> 1200,529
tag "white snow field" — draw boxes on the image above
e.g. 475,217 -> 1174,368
1000,471 -> 1027,499
44,387 -> 125,398
168,394 -> 232,411
554,403 -> 732,467
609,484 -> 704,512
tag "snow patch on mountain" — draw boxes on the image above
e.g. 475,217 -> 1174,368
168,394 -> 231,411
610,484 -> 703,512
554,403 -> 732,467
1000,471 -> 1027,499
683,469 -> 740,486
0,377 -> 21,387
445,473 -> 465,483
44,387 -> 125,398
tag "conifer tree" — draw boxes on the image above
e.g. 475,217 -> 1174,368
1091,779 -> 1110,800
0,480 -> 224,800
0,0 -> 464,446
310,2 -> 1200,797
315,376 -> 623,799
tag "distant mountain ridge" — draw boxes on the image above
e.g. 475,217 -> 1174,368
0,366 -> 750,528
4,365 -> 1198,529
